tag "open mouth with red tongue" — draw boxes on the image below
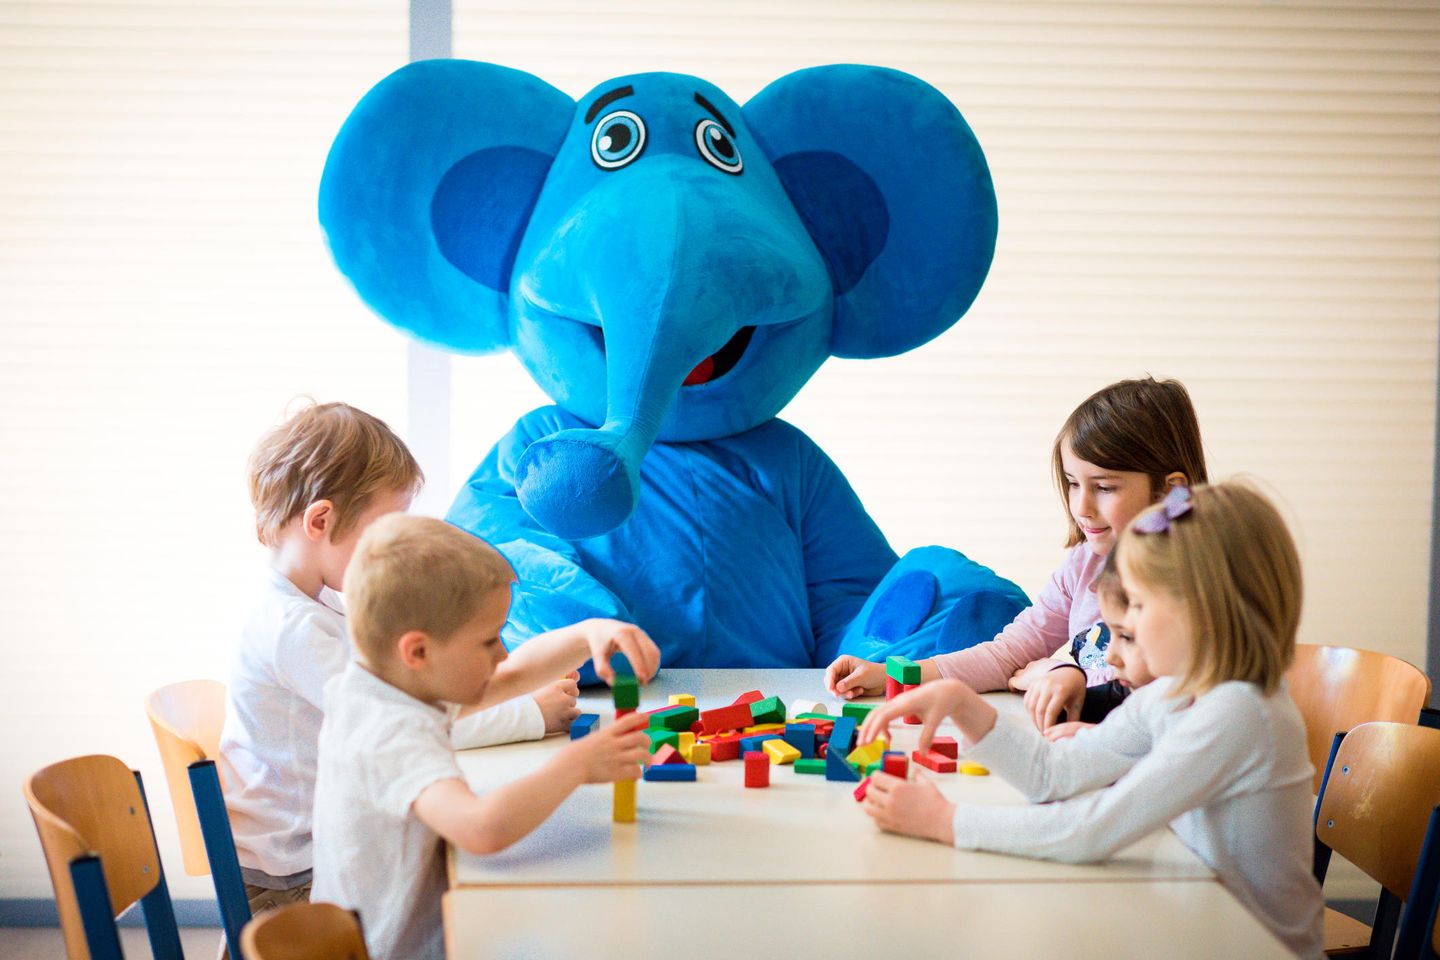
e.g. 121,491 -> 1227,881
683,326 -> 755,386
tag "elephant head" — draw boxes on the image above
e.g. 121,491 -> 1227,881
320,61 -> 997,539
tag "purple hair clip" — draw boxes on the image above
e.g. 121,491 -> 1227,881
1133,485 -> 1193,535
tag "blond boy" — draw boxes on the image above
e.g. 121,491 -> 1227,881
311,515 -> 655,960
219,402 -> 576,910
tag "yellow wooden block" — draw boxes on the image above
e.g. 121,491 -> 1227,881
959,762 -> 990,777
677,732 -> 695,758
742,723 -> 786,734
613,780 -> 636,822
689,742 -> 711,766
847,737 -> 888,769
763,739 -> 801,765
668,694 -> 696,707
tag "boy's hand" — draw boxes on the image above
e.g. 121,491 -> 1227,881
1023,666 -> 1086,732
578,619 -> 661,685
1006,658 -> 1061,693
562,712 -> 650,784
825,655 -> 886,700
859,678 -> 986,753
533,672 -> 581,736
861,773 -> 955,844
1043,721 -> 1095,742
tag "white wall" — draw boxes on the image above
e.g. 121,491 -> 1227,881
1,0 -> 1436,903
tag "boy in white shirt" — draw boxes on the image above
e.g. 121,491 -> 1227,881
312,514 -> 655,960
220,401 -> 578,912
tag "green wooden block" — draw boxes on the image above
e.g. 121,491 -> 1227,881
646,730 -> 680,753
841,702 -> 875,720
612,674 -> 640,710
864,760 -> 883,776
794,713 -> 834,722
794,758 -> 828,775
749,696 -> 786,725
885,655 -> 921,685
647,705 -> 699,731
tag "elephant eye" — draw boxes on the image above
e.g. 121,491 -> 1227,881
694,119 -> 742,175
591,110 -> 646,170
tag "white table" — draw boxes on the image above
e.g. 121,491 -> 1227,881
450,669 -> 1215,887
444,881 -> 1294,959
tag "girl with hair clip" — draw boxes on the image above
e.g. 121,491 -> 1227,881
856,481 -> 1324,959
826,376 -> 1207,733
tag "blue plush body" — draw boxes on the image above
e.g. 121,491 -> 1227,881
320,60 -> 1030,671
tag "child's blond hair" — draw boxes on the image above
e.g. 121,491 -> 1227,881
343,514 -> 514,662
247,401 -> 423,546
1118,481 -> 1301,697
1053,377 -> 1209,548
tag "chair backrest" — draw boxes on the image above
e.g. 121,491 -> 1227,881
1287,644 -> 1431,793
145,679 -> 226,876
1317,722 -> 1440,900
24,755 -> 169,960
240,903 -> 370,960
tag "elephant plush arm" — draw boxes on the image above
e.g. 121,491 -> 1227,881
447,418 -> 634,646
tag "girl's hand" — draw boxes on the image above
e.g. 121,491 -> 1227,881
1023,666 -> 1087,731
859,679 -> 988,753
578,619 -> 661,685
825,656 -> 886,700
1007,658 -> 1062,693
1043,721 -> 1095,742
861,773 -> 956,844
533,672 -> 581,736
562,712 -> 650,783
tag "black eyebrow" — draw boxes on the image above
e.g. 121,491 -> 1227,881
693,92 -> 735,137
585,85 -> 634,124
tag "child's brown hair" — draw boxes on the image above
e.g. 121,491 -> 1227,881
1119,481 -> 1301,697
1053,377 -> 1209,547
343,514 -> 514,662
248,400 -> 423,546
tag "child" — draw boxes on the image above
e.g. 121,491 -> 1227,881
857,482 -> 1323,958
826,376 -> 1206,707
311,514 -> 657,960
1032,551 -> 1156,739
219,401 -> 576,913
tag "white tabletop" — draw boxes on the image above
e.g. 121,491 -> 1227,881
444,880 -> 1293,959
451,669 -> 1216,887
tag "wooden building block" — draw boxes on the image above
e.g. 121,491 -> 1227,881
644,764 -> 697,782
613,779 -> 636,822
763,739 -> 801,765
825,746 -> 860,782
841,702 -> 875,721
708,738 -> 740,763
668,694 -> 696,707
699,702 -> 755,736
749,696 -> 786,725
885,655 -> 921,685
732,690 -> 764,706
959,762 -> 990,776
794,758 -> 827,775
689,742 -> 712,766
570,713 -> 599,740
783,724 -> 816,759
853,776 -> 873,802
651,744 -> 684,766
846,737 -> 888,769
913,750 -> 957,773
612,674 -> 639,711
930,736 -> 959,759
649,705 -> 700,731
828,716 -> 857,755
881,752 -> 909,778
744,751 -> 770,788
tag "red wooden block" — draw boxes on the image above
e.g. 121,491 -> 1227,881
853,775 -> 872,802
732,690 -> 765,706
690,721 -> 704,734
709,737 -> 741,762
817,742 -> 828,759
616,707 -> 636,718
882,754 -> 909,778
912,750 -> 957,773
930,736 -> 959,759
903,683 -> 921,724
651,744 -> 684,766
885,675 -> 902,700
744,751 -> 770,788
699,703 -> 755,735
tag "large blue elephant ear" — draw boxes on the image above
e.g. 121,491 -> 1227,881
744,65 -> 997,359
319,60 -> 573,353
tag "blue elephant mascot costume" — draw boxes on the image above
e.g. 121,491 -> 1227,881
319,60 -> 1029,675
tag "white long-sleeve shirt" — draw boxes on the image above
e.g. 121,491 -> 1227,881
950,677 -> 1323,959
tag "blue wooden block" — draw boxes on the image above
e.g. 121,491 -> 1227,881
783,723 -> 816,759
643,763 -> 697,782
828,716 -> 857,755
739,733 -> 782,754
570,714 -> 600,740
825,745 -> 861,782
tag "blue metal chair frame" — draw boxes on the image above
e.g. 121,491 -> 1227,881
1394,805 -> 1440,960
187,758 -> 251,958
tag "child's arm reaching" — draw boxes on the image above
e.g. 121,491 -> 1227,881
460,619 -> 661,716
414,712 -> 650,855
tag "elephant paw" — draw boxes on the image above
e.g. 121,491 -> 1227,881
516,429 -> 640,539
862,569 -> 938,642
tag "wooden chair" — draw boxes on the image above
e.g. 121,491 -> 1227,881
24,754 -> 185,960
1315,722 -> 1440,958
1288,644 -> 1431,795
1392,805 -> 1440,960
240,902 -> 369,960
145,680 -> 251,959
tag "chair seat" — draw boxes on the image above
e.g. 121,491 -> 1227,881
1324,906 -> 1372,955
